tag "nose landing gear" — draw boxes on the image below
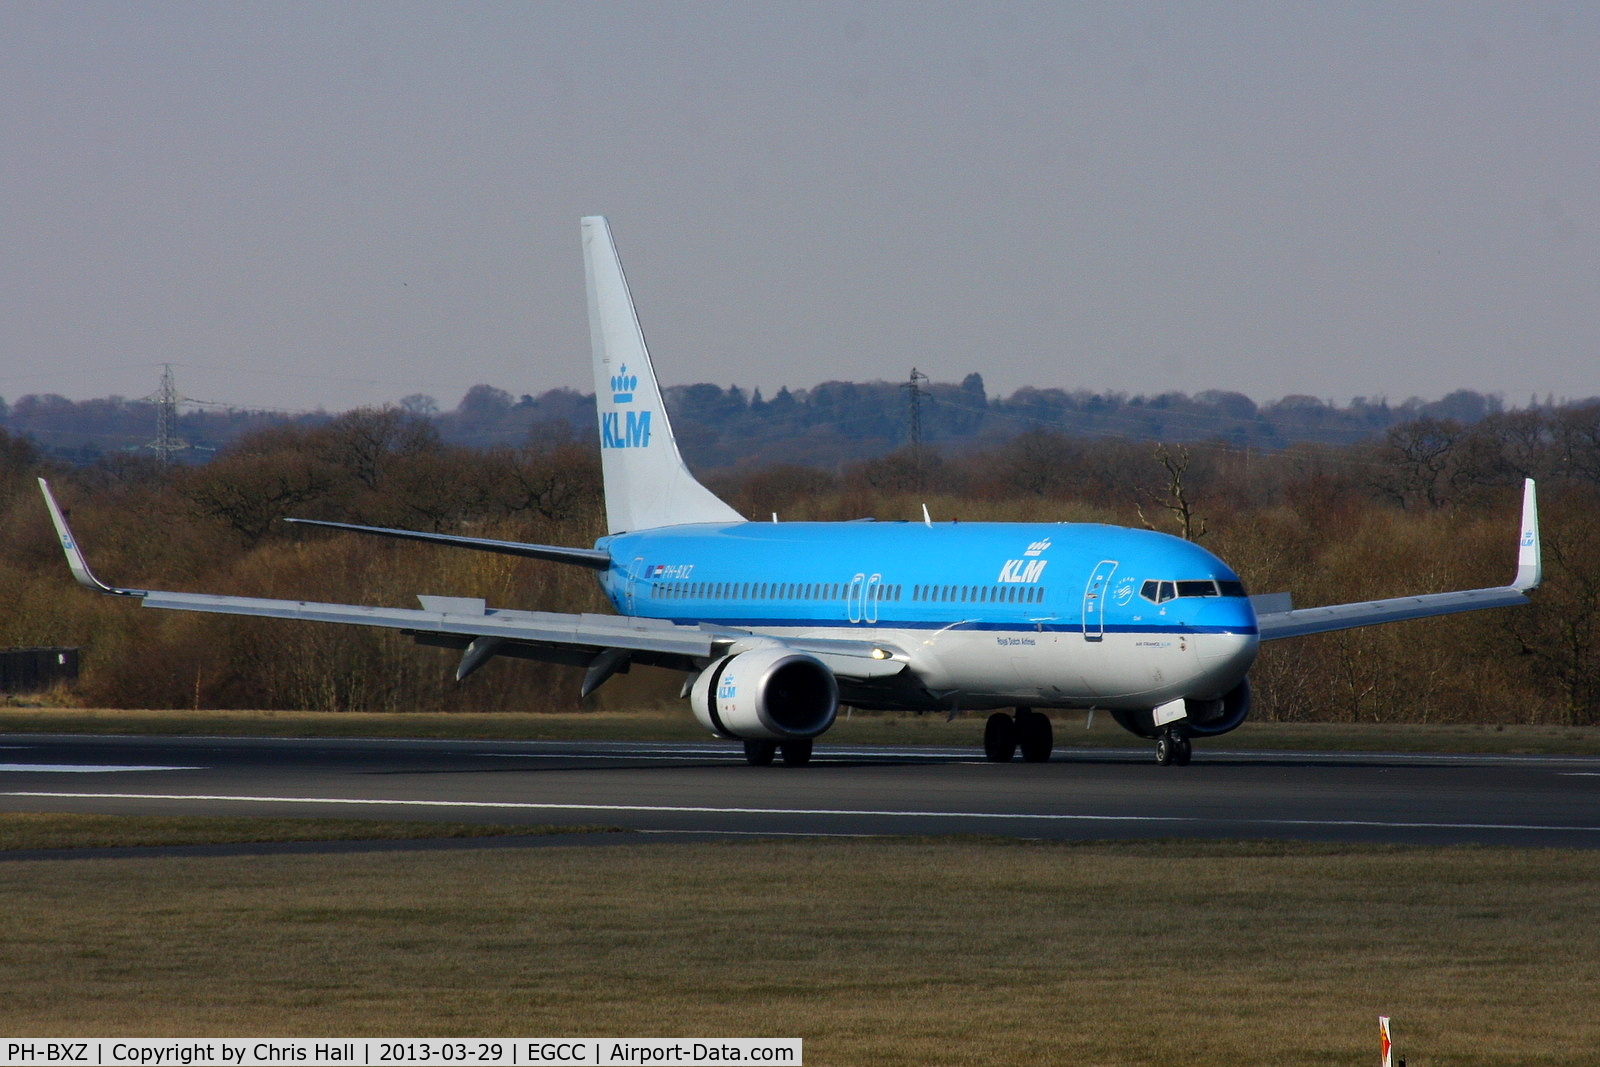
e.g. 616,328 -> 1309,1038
1154,730 -> 1192,766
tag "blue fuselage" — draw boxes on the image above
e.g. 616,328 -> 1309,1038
595,520 -> 1259,712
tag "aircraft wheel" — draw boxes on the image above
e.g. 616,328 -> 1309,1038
1154,733 -> 1175,766
780,738 -> 813,766
744,740 -> 777,766
983,712 -> 1017,762
1174,737 -> 1193,766
1018,711 -> 1053,763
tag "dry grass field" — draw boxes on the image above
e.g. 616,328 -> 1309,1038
2,836 -> 1596,1065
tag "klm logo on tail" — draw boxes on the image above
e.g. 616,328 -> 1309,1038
602,364 -> 652,449
603,410 -> 653,450
611,365 -> 638,404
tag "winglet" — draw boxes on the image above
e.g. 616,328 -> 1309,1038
37,478 -> 144,597
1513,478 -> 1540,592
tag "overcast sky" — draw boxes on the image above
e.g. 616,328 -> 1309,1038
3,3 -> 1596,413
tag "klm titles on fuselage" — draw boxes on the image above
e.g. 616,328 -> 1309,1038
998,558 -> 1048,583
999,539 -> 1050,583
602,364 -> 652,450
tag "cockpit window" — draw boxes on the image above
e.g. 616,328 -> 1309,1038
1140,580 -> 1176,604
1175,580 -> 1218,598
1143,578 -> 1248,602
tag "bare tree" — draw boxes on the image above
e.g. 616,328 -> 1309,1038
1136,444 -> 1207,541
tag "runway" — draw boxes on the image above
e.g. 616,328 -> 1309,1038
3,733 -> 1599,848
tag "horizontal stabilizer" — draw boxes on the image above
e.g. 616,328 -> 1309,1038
285,518 -> 612,570
1248,592 -> 1293,616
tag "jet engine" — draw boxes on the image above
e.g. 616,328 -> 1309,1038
1179,677 -> 1252,737
690,648 -> 839,741
1110,678 -> 1252,739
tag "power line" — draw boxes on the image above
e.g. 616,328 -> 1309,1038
144,364 -> 188,466
901,367 -> 930,450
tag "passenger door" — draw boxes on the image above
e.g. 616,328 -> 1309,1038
1081,560 -> 1118,641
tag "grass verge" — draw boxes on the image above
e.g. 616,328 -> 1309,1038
0,813 -> 624,851
1,838 -> 1595,1065
3,705 -> 1599,755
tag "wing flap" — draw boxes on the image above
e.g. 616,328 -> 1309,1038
137,590 -> 720,658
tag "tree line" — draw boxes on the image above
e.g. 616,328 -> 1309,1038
1,403 -> 1597,725
6,375 -> 1584,471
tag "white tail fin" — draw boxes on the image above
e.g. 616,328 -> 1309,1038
582,216 -> 744,534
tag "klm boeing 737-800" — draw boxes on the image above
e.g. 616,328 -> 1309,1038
39,217 -> 1543,766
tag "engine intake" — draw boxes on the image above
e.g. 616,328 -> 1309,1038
1110,678 -> 1252,739
690,649 -> 839,741
1180,678 -> 1252,737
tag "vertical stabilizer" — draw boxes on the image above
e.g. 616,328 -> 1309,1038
582,216 -> 745,534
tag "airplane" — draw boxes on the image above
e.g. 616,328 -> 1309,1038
38,216 -> 1543,767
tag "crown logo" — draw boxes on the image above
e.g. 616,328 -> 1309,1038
611,365 -> 639,403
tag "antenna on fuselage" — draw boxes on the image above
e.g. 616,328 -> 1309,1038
772,512 -> 779,523
921,503 -> 932,528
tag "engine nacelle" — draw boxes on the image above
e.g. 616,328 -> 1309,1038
1110,678 -> 1252,739
690,648 -> 839,741
1180,677 -> 1252,737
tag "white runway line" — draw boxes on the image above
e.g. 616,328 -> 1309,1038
0,765 -> 205,774
5,790 -> 1598,835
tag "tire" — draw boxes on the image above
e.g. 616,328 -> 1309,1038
744,740 -> 777,766
1174,737 -> 1192,766
780,738 -> 813,766
983,712 -> 1017,762
1155,734 -> 1175,766
1018,712 -> 1053,763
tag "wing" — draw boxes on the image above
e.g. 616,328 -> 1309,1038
1254,479 -> 1540,642
38,479 -> 902,694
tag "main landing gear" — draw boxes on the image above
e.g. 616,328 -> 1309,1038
983,707 -> 1053,763
743,739 -> 813,766
1154,729 -> 1192,766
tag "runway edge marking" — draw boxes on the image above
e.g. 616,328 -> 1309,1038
5,791 -> 1600,834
